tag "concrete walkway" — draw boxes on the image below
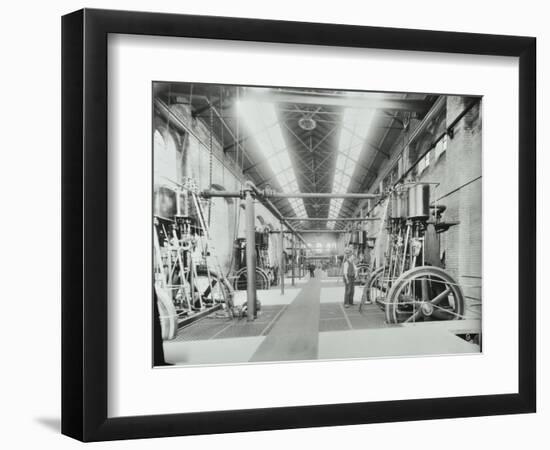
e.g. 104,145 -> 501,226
250,277 -> 321,362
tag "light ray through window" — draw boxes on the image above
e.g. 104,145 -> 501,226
237,98 -> 307,218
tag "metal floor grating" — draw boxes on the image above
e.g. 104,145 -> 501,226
319,318 -> 350,332
173,298 -> 397,343
319,302 -> 400,332
173,305 -> 286,342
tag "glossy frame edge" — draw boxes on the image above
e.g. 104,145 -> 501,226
61,8 -> 536,442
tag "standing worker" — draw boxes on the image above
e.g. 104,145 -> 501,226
342,247 -> 358,308
309,263 -> 315,278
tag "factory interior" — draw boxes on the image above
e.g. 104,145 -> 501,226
152,82 -> 482,366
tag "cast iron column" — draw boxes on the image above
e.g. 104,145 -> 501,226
291,234 -> 296,287
280,221 -> 285,295
245,188 -> 257,321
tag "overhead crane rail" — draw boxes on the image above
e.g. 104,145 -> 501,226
201,189 -> 379,200
272,230 -> 360,234
283,217 -> 380,222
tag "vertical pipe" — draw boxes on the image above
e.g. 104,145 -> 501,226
280,222 -> 285,295
291,235 -> 296,287
245,189 -> 257,321
401,223 -> 410,276
298,243 -> 304,280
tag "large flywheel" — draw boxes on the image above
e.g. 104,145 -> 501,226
192,266 -> 233,308
232,266 -> 270,291
171,264 -> 233,311
365,266 -> 391,307
384,266 -> 465,324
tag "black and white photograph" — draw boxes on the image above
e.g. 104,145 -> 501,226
0,0 -> 543,447
152,82 -> 482,366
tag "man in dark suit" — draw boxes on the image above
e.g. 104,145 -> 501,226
342,248 -> 358,308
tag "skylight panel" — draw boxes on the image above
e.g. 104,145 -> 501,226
342,165 -> 354,178
255,131 -> 271,153
288,197 -> 307,218
277,170 -> 292,186
270,158 -> 284,175
345,157 -> 354,173
340,172 -> 352,184
328,107 -> 374,225
278,152 -> 292,169
267,126 -> 286,151
287,180 -> 299,191
237,97 -> 308,218
339,129 -> 353,154
336,157 -> 346,172
348,141 -> 363,161
328,199 -> 343,221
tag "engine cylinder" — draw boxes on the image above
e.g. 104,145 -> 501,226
391,190 -> 408,219
407,184 -> 431,219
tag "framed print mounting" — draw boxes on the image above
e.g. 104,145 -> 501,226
62,8 -> 536,442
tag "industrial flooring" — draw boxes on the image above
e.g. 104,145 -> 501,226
163,271 -> 481,366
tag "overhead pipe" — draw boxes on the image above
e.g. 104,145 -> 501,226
283,217 -> 379,222
201,190 -> 242,198
195,181 -> 309,246
267,192 -> 378,199
259,90 -> 431,113
201,190 -> 378,200
244,181 -> 309,247
201,185 -> 379,241
271,230 -> 350,234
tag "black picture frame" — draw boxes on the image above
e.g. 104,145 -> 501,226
61,8 -> 536,442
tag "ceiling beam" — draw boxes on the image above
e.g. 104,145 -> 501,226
265,91 -> 431,113
283,217 -> 378,222
272,230 -> 346,234
242,147 -> 289,173
280,109 -> 343,116
266,192 -> 378,199
282,122 -> 313,153
311,126 -> 338,153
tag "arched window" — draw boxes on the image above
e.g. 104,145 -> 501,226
153,128 -> 178,187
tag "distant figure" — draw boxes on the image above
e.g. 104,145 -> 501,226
342,248 -> 358,308
309,263 -> 315,278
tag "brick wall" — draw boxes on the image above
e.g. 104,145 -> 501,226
363,96 -> 482,302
